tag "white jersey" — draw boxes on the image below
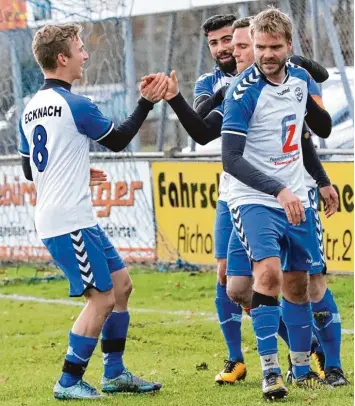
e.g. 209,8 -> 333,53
194,66 -> 235,202
221,64 -> 322,209
18,81 -> 113,239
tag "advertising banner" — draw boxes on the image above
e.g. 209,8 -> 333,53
0,0 -> 27,31
152,161 -> 354,272
0,161 -> 155,262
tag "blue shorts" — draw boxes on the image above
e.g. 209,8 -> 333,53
43,225 -> 125,297
214,200 -> 233,258
215,200 -> 252,276
307,188 -> 326,275
231,204 -> 313,272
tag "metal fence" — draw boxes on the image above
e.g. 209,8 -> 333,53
0,0 -> 353,154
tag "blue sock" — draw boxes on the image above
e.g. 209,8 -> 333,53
251,305 -> 281,377
59,331 -> 98,388
215,283 -> 243,362
278,317 -> 290,348
102,311 -> 130,379
312,289 -> 342,370
281,298 -> 312,379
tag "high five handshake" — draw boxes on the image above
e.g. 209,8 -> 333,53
140,71 -> 180,103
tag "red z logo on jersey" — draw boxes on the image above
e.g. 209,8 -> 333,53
281,115 -> 298,153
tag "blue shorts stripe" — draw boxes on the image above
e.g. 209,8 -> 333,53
231,207 -> 253,260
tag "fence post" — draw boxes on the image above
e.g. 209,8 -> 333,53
191,9 -> 208,152
156,12 -> 176,151
281,0 -> 303,55
320,0 -> 354,124
123,17 -> 140,152
9,31 -> 24,141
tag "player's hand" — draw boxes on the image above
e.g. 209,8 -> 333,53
319,185 -> 339,218
276,188 -> 306,226
164,70 -> 179,101
89,168 -> 107,186
140,72 -> 168,103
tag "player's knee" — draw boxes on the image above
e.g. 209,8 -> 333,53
284,272 -> 309,303
227,277 -> 252,307
216,258 -> 227,285
258,264 -> 282,292
88,289 -> 115,315
309,273 -> 327,302
123,278 -> 133,299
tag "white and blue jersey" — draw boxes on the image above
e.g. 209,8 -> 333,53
222,63 -> 321,210
194,66 -> 234,202
18,81 -> 125,296
19,85 -> 113,239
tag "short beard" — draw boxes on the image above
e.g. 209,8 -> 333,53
215,57 -> 237,74
257,57 -> 287,77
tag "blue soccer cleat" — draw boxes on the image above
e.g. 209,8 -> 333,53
101,369 -> 162,393
53,380 -> 103,400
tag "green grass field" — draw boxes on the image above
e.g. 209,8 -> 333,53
0,268 -> 353,406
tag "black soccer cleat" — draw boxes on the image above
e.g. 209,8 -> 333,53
262,372 -> 288,401
325,367 -> 350,387
294,371 -> 333,390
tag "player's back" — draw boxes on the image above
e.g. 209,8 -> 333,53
19,85 -> 100,239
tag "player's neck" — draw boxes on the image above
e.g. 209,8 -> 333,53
265,66 -> 287,84
44,72 -> 74,85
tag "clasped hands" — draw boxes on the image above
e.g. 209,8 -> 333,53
140,71 -> 179,103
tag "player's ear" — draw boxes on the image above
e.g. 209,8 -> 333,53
57,53 -> 68,67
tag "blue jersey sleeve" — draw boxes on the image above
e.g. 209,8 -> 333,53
221,89 -> 255,137
194,74 -> 214,101
74,97 -> 114,141
18,119 -> 30,157
53,88 -> 114,141
308,74 -> 321,97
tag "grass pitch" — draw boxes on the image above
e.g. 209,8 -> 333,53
0,267 -> 353,406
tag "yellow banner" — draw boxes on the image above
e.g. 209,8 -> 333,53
152,162 -> 221,264
152,161 -> 354,272
318,162 -> 354,273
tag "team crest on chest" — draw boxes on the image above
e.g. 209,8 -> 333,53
294,86 -> 303,102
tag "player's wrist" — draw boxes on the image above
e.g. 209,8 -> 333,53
274,185 -> 287,198
166,92 -> 182,104
138,96 -> 155,110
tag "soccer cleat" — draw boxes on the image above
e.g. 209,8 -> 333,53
53,380 -> 103,400
294,371 -> 332,389
262,372 -> 288,401
215,360 -> 247,384
286,354 -> 293,384
325,367 -> 350,387
101,369 -> 162,393
312,352 -> 326,380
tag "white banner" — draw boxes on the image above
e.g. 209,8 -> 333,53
0,161 -> 156,262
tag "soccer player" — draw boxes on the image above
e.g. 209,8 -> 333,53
193,14 -> 247,384
18,23 -> 167,400
142,16 -> 333,385
221,7 -> 332,399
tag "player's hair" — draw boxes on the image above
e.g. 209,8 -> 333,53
250,6 -> 292,42
232,16 -> 254,31
32,23 -> 83,71
202,14 -> 237,36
